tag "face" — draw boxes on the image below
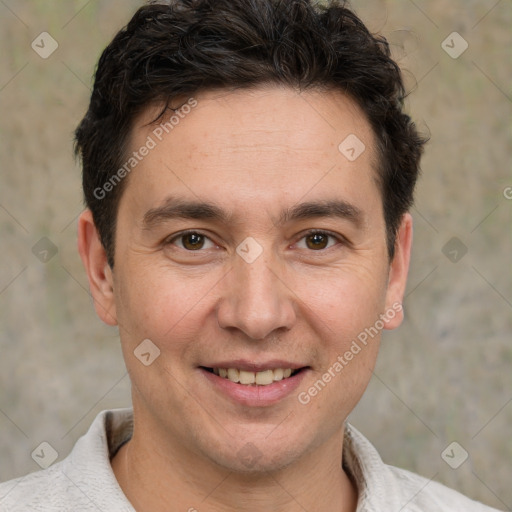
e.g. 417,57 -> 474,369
79,86 -> 411,473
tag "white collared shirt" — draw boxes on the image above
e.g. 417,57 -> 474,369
0,409 -> 501,511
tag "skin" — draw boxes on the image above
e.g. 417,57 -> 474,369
78,85 -> 412,512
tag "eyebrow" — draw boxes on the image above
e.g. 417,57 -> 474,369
142,196 -> 363,230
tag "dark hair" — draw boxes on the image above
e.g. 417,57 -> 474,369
75,0 -> 427,267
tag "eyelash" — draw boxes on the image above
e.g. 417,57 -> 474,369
165,229 -> 345,252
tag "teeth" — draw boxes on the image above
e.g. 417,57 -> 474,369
227,368 -> 240,383
239,370 -> 255,385
255,369 -> 274,385
273,368 -> 284,381
214,367 -> 297,386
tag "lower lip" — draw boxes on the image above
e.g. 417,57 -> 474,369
200,368 -> 309,407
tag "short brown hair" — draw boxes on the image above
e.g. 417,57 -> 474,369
75,0 -> 427,267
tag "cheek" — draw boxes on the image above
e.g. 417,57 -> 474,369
114,247 -> 390,355
301,259 -> 389,336
113,265 -> 219,409
299,295 -> 382,430
297,259 -> 388,404
114,261 -> 221,348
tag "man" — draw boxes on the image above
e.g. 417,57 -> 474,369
0,0 -> 501,510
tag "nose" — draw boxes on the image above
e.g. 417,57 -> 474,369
216,252 -> 297,341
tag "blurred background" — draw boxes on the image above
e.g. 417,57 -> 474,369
0,0 -> 510,509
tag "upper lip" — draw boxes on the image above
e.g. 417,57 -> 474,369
201,360 -> 308,372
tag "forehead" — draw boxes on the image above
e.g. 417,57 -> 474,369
122,86 -> 380,218
137,86 -> 375,156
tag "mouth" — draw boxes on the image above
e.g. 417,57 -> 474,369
200,367 -> 304,386
199,363 -> 310,406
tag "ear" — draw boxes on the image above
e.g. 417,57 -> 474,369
383,212 -> 413,330
77,209 -> 118,326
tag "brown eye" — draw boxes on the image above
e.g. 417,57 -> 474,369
295,231 -> 340,251
181,233 -> 206,250
168,232 -> 215,251
305,232 -> 329,250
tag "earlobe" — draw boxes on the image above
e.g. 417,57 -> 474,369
77,210 -> 118,326
383,213 -> 413,330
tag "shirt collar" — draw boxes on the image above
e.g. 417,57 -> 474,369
72,408 -> 401,511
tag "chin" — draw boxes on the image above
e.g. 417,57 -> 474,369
199,430 -> 309,475
211,448 -> 300,475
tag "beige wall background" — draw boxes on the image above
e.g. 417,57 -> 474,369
0,0 -> 511,509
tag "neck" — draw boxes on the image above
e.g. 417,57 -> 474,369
111,415 -> 358,512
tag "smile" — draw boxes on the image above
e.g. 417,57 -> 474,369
204,367 -> 300,386
200,365 -> 309,406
